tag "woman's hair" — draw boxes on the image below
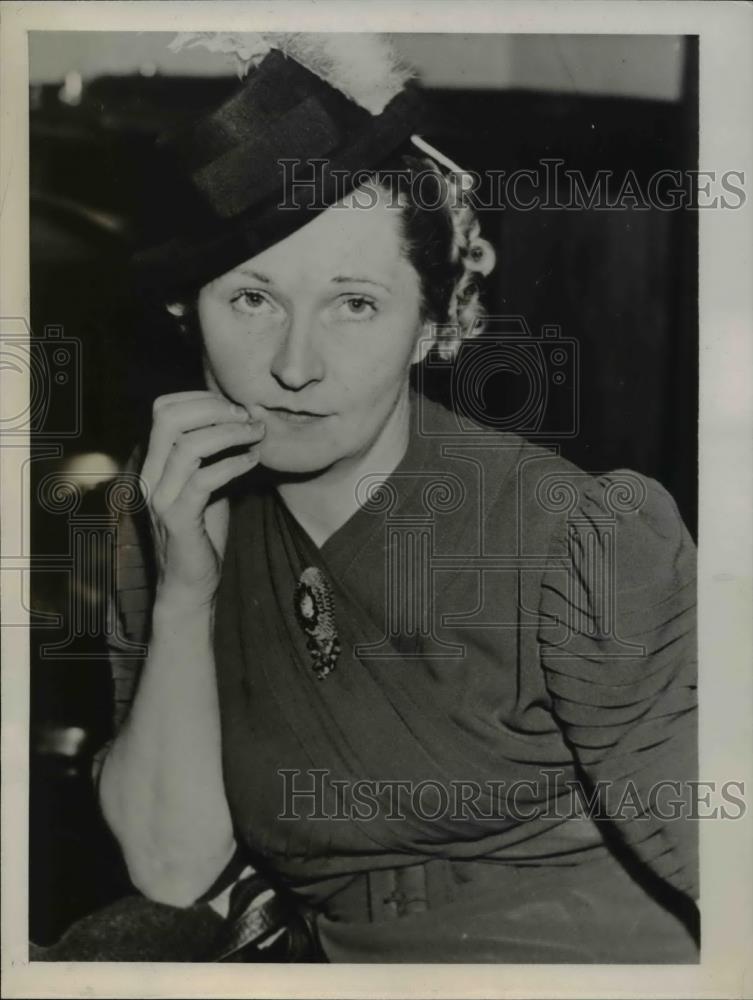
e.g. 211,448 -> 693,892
370,149 -> 496,360
165,147 -> 496,361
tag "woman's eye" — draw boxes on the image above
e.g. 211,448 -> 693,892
338,296 -> 378,320
231,290 -> 276,315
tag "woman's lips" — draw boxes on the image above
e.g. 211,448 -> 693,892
263,406 -> 330,425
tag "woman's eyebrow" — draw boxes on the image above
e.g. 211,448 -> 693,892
331,275 -> 391,292
234,267 -> 271,283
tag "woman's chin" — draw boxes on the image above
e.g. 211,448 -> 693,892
257,439 -> 336,477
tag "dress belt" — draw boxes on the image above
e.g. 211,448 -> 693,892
306,843 -> 613,925
317,857 -> 483,924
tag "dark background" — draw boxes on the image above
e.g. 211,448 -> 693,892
28,38 -> 699,944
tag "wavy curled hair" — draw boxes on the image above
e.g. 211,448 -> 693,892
370,148 -> 496,360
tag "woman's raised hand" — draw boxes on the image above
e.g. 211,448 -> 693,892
140,391 -> 265,611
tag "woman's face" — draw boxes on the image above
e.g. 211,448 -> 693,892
196,189 -> 430,475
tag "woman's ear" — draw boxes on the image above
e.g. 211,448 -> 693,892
411,319 -> 436,366
165,302 -> 187,319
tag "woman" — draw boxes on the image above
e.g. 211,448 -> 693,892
95,32 -> 699,963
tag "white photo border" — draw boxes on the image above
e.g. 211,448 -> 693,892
2,2 -> 752,997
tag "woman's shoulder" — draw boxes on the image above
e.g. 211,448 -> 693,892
529,455 -> 697,666
417,395 -> 694,566
485,437 -> 693,568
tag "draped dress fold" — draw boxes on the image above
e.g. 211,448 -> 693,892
105,392 -> 699,963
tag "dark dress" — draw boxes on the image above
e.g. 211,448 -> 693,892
103,392 -> 699,963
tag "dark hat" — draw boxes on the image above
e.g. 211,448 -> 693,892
133,45 -> 428,294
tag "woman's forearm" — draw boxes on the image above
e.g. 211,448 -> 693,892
98,591 -> 235,907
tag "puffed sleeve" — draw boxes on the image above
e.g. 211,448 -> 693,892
91,449 -> 153,785
537,470 -> 698,899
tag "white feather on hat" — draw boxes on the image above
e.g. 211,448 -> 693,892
169,31 -> 414,115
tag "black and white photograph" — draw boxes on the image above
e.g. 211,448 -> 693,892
1,2 -> 752,997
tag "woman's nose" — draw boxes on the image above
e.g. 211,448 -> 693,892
270,314 -> 325,390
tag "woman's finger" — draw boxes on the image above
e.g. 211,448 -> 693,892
141,393 -> 252,492
151,421 -> 265,513
164,449 -> 262,532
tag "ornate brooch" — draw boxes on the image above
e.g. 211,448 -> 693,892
294,567 -> 341,680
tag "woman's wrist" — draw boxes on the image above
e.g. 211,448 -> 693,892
153,582 -> 215,626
